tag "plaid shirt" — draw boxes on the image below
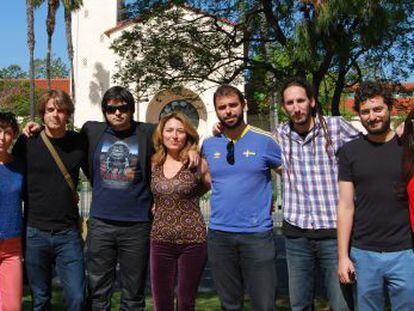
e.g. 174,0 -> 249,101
274,116 -> 360,229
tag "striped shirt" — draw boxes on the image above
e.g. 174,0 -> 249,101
274,116 -> 360,229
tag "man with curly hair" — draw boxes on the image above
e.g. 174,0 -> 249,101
337,81 -> 414,309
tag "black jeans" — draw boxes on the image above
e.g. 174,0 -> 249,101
208,229 -> 277,311
86,217 -> 150,311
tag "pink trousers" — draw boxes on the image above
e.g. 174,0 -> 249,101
0,237 -> 22,311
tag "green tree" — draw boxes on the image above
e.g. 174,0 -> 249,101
112,0 -> 414,115
46,0 -> 60,90
62,0 -> 83,102
0,65 -> 28,79
33,56 -> 69,78
26,0 -> 37,120
0,80 -> 42,118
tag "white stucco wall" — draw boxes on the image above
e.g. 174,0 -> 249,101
72,0 -> 244,138
72,0 -> 119,127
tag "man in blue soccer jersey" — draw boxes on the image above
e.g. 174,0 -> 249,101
202,85 -> 282,311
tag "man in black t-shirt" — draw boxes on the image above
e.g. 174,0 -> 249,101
13,90 -> 86,310
337,82 -> 414,310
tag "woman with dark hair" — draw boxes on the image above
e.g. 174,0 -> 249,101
401,108 -> 414,231
0,112 -> 24,311
150,112 -> 210,311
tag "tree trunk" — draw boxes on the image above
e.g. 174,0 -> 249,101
27,0 -> 36,120
46,0 -> 59,91
64,4 -> 75,101
331,64 -> 347,116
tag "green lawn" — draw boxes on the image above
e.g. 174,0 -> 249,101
22,287 -> 329,310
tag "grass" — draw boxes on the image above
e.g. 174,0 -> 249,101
22,287 -> 329,310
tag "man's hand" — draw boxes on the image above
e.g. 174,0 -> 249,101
338,256 -> 356,284
395,122 -> 404,137
23,121 -> 43,137
212,122 -> 223,136
186,149 -> 200,169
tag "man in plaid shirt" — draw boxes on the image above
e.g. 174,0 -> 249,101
273,77 -> 359,310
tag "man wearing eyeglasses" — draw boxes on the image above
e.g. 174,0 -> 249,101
80,86 -> 155,310
202,84 -> 282,310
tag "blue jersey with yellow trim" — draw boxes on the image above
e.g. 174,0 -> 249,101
202,126 -> 281,233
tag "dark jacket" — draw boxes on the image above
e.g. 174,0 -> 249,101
80,121 -> 156,187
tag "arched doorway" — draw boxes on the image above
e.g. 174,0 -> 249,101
146,88 -> 207,131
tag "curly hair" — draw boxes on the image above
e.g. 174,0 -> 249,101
152,112 -> 199,167
354,81 -> 394,113
0,111 -> 19,135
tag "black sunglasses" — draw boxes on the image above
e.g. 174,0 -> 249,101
104,104 -> 130,114
226,141 -> 235,165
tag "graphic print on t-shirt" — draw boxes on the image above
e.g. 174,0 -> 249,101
99,136 -> 139,189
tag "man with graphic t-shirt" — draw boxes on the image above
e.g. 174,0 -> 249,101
337,81 -> 414,309
81,86 -> 155,310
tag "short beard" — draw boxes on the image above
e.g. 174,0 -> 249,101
291,109 -> 313,126
220,114 -> 244,129
364,117 -> 391,135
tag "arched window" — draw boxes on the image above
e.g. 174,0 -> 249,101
159,100 -> 200,128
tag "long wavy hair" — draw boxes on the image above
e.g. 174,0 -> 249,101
400,108 -> 414,197
152,112 -> 199,167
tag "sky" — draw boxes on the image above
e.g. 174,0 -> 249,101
0,2 -> 68,71
0,2 -> 412,82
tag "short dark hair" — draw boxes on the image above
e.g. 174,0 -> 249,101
354,81 -> 394,112
38,90 -> 74,122
101,86 -> 135,115
280,76 -> 315,103
0,111 -> 19,135
213,85 -> 245,107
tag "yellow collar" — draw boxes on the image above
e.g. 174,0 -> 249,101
225,125 -> 250,143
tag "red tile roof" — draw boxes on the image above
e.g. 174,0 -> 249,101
33,79 -> 70,94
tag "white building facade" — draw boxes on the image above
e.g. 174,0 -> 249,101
71,0 -> 244,139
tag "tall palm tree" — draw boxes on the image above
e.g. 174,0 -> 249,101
62,0 -> 83,103
26,0 -> 36,120
46,0 -> 60,91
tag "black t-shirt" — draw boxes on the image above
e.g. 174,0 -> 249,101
338,135 -> 412,252
13,131 -> 87,231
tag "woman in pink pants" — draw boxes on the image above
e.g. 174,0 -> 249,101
0,112 -> 24,311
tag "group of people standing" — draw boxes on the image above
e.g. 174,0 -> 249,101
0,77 -> 413,311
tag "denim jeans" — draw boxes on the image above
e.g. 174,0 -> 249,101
208,229 -> 277,311
25,226 -> 85,311
285,237 -> 352,311
86,217 -> 150,311
350,247 -> 414,310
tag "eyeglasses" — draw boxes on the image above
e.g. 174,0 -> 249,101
104,103 -> 130,114
226,141 -> 235,165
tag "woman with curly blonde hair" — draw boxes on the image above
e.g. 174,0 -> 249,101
150,112 -> 210,311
